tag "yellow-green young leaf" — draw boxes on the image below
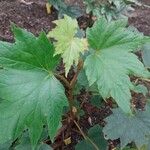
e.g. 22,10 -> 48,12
48,15 -> 87,76
0,25 -> 68,149
84,18 -> 150,114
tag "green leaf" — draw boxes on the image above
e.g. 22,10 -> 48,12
74,68 -> 98,95
77,69 -> 89,87
148,140 -> 150,150
15,130 -> 52,150
103,105 -> 150,149
38,144 -> 52,150
84,0 -> 140,21
142,43 -> 150,68
48,0 -> 83,18
133,84 -> 148,96
76,125 -> 107,150
48,0 -> 65,10
0,25 -> 68,149
48,15 -> 87,76
0,140 -> 12,150
138,144 -> 150,150
116,146 -> 137,150
87,18 -> 145,51
84,18 -> 150,114
90,95 -> 103,108
59,5 -> 83,18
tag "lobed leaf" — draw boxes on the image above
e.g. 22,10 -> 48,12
0,25 -> 68,149
103,105 -> 150,149
48,15 -> 88,76
84,18 -> 150,114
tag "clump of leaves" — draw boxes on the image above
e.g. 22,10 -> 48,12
84,0 -> 138,21
48,0 -> 83,18
0,15 -> 150,149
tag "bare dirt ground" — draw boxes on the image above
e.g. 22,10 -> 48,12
0,0 -> 149,41
0,0 -> 57,41
0,0 -> 150,149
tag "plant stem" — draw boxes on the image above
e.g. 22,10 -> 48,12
55,59 -> 84,119
68,88 -> 75,118
55,59 -> 83,90
69,59 -> 84,118
139,78 -> 150,83
70,59 -> 84,88
73,120 -> 87,139
74,120 -> 100,150
55,73 -> 71,89
55,73 -> 75,117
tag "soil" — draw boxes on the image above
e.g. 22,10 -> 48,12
129,6 -> 150,36
0,0 -> 57,42
141,0 -> 150,5
0,0 -> 150,40
0,0 -> 150,150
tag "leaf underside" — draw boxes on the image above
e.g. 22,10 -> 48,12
103,105 -> 150,149
84,18 -> 150,114
0,25 -> 68,149
142,42 -> 150,68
